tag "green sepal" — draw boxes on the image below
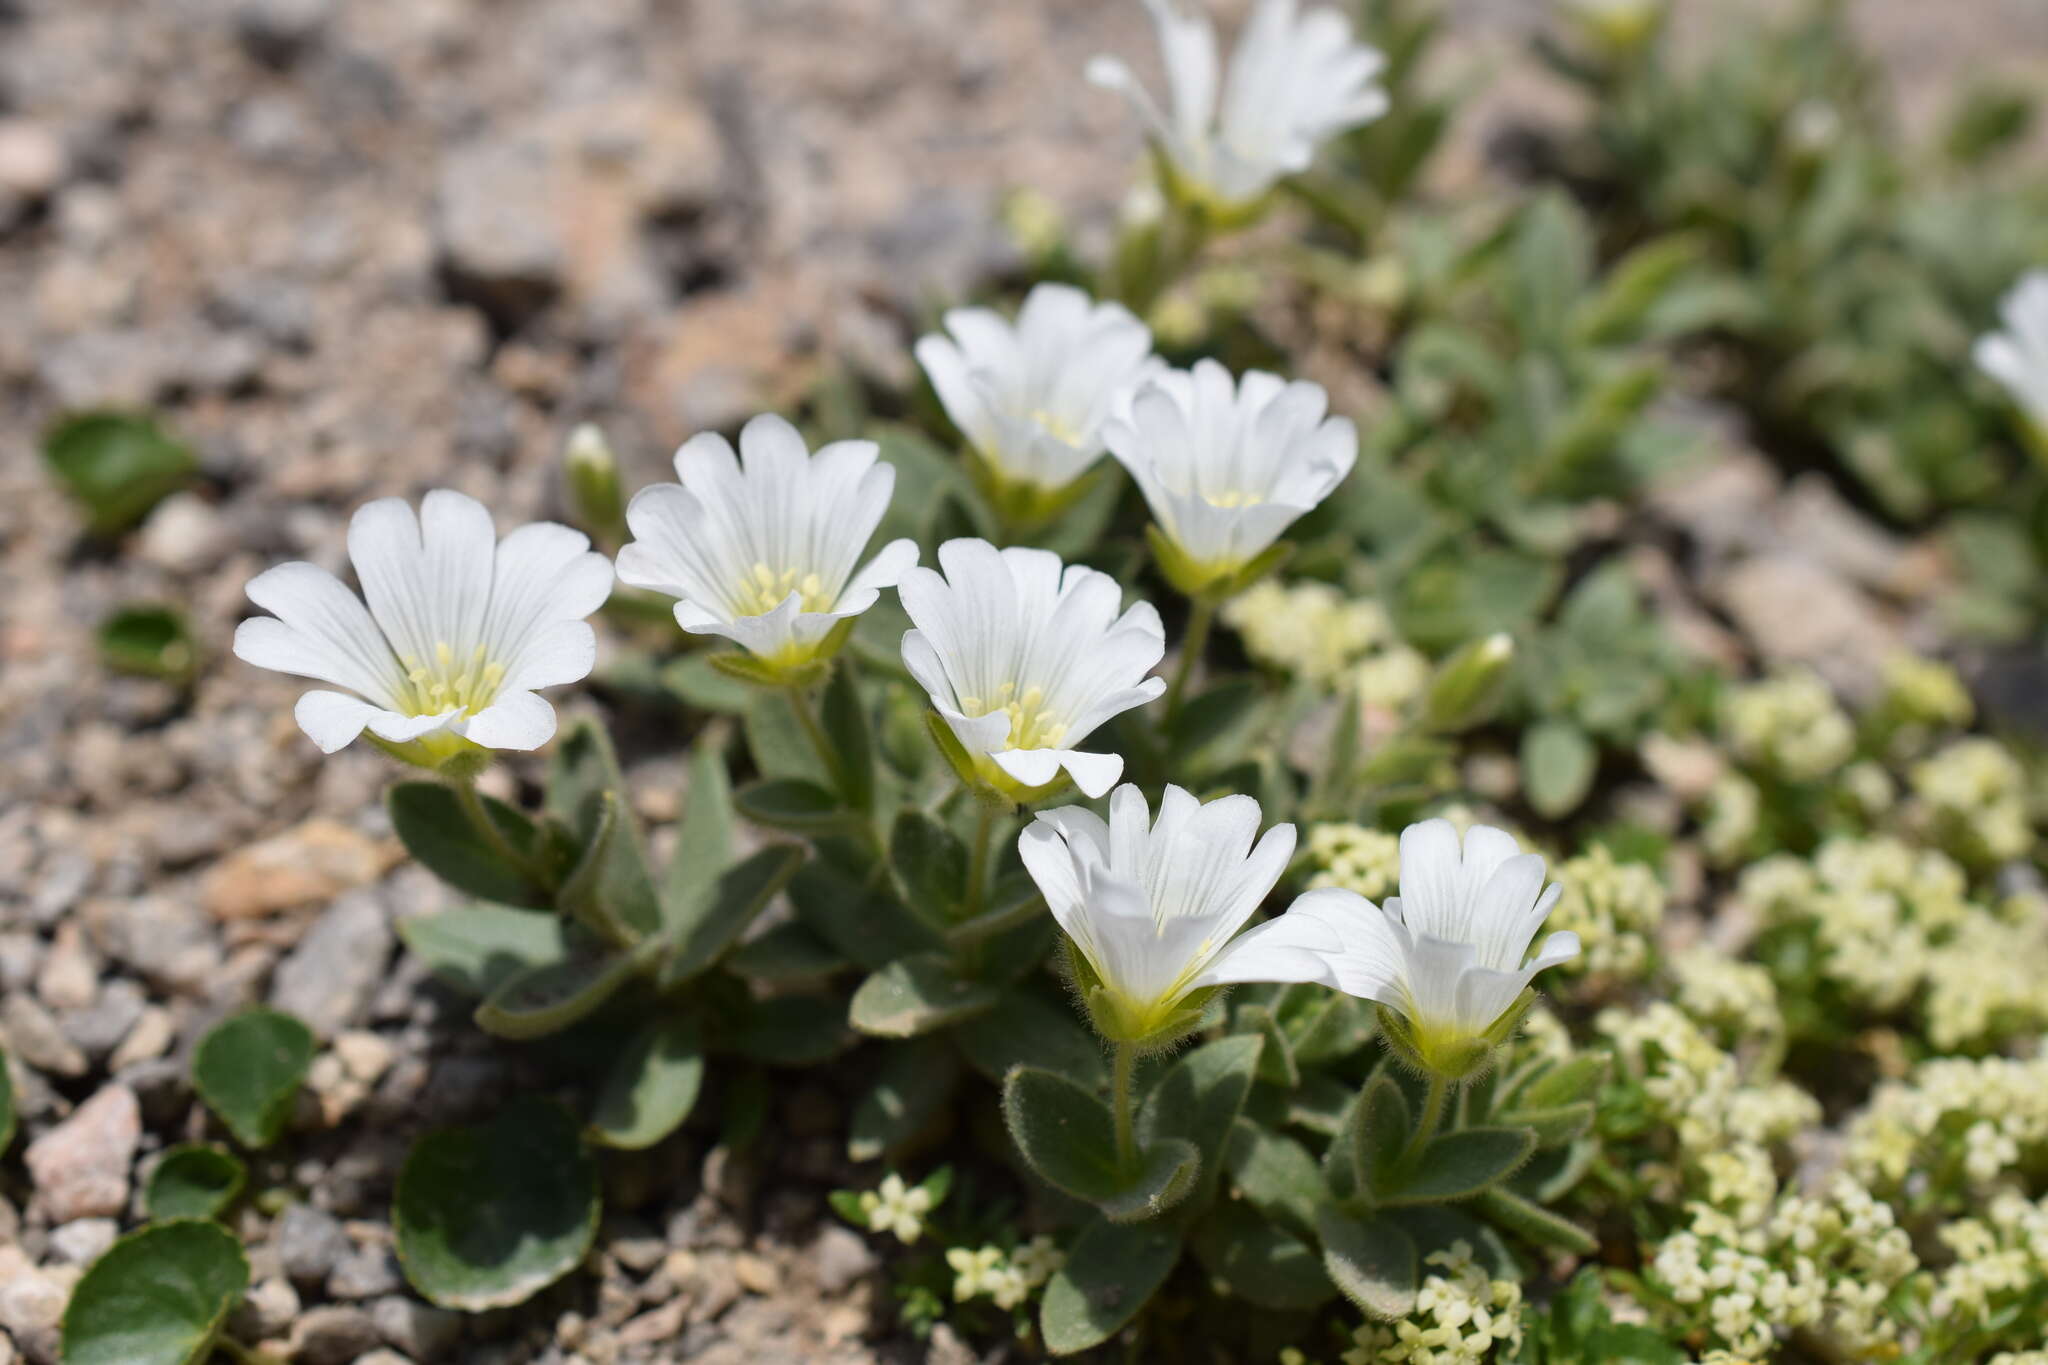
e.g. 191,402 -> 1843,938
1146,524 -> 1293,602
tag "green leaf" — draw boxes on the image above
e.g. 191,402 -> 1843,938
1039,1219 -> 1182,1356
1100,1138 -> 1200,1224
388,782 -> 551,909
1499,1101 -> 1594,1148
547,718 -> 662,940
1522,719 -> 1597,818
1137,1034 -> 1262,1212
61,1220 -> 248,1365
394,1098 -> 600,1311
1222,1118 -> 1325,1237
1349,1071 -> 1413,1203
744,687 -> 832,782
98,605 -> 198,681
1583,1324 -> 1690,1364
1474,1185 -> 1598,1254
848,952 -> 1001,1037
1317,1208 -> 1417,1319
43,410 -> 198,536
1002,1066 -> 1123,1203
890,810 -> 968,922
723,920 -> 847,981
787,860 -> 945,971
1237,1004 -> 1299,1088
661,652 -> 754,715
1382,1127 -> 1536,1206
588,1014 -> 704,1151
474,941 -> 639,1041
661,845 -> 805,986
733,777 -> 852,835
724,994 -> 850,1067
849,1036 -> 961,1161
1512,190 -> 1593,345
144,1146 -> 246,1223
820,666 -> 875,811
663,738 -> 735,918
191,1009 -> 315,1149
1279,987 -> 1376,1065
955,988 -> 1108,1091
395,907 -> 570,999
1191,1201 -> 1335,1311
1515,1052 -> 1610,1109
1168,679 -> 1266,772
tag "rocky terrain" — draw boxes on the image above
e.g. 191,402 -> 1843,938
3,1 -> 2045,1363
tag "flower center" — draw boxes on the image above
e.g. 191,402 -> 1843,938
1201,488 -> 1265,509
397,641 -> 506,717
961,682 -> 1068,750
732,562 -> 832,617
1027,408 -> 1084,447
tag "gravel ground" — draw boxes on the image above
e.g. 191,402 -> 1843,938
0,2 -> 2041,1363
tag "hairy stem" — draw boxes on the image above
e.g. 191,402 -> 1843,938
1112,1042 -> 1139,1170
963,800 -> 997,918
450,774 -> 546,889
785,685 -> 845,797
1402,1071 -> 1452,1169
1163,599 -> 1215,724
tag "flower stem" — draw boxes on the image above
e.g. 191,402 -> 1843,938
1163,599 -> 1215,724
1401,1071 -> 1452,1169
963,800 -> 997,918
785,685 -> 845,798
1112,1042 -> 1139,1170
450,773 -> 546,889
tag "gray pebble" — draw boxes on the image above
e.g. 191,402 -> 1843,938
274,1203 -> 352,1285
370,1296 -> 463,1362
268,892 -> 393,1037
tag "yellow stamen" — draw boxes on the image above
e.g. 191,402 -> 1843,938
396,641 -> 507,717
961,681 -> 1068,750
1027,408 -> 1083,447
732,561 -> 833,617
1201,489 -> 1265,509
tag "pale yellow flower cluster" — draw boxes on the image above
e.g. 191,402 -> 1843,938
1305,822 -> 1404,901
1928,1191 -> 2048,1326
858,1173 -> 932,1244
1670,946 -> 1782,1046
1911,736 -> 2033,865
945,1236 -> 1063,1311
1221,579 -> 1391,689
1881,651 -> 1974,732
1847,1050 -> 2048,1193
1343,1242 -> 1523,1365
1545,845 -> 1666,981
1719,670 -> 1855,783
1597,1002 -> 1817,1155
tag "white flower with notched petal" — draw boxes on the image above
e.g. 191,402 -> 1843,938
915,283 -> 1158,512
1104,359 -> 1356,597
1271,819 -> 1580,1076
900,540 -> 1165,801
1087,0 -> 1388,214
1020,784 -> 1364,1042
615,414 -> 919,677
234,491 -> 612,761
1975,271 -> 2048,438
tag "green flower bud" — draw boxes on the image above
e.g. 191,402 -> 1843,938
1422,633 -> 1515,733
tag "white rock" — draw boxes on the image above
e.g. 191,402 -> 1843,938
25,1084 -> 140,1222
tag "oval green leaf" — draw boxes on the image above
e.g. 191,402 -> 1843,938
394,1098 -> 600,1311
191,1008 -> 316,1149
145,1146 -> 248,1223
588,1014 -> 705,1151
62,1220 -> 249,1365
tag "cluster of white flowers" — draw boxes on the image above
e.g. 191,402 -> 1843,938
858,1173 -> 933,1244
1923,907 -> 2048,1049
1221,578 -> 1391,687
1544,844 -> 1666,982
1847,1050 -> 2048,1194
1927,1191 -> 2048,1327
1305,822 -> 1403,900
1648,1171 -> 1916,1360
1719,670 -> 1856,783
1670,946 -> 1782,1047
1881,651 -> 1974,733
1597,1002 -> 1817,1155
946,1236 -> 1064,1310
1910,736 -> 2034,865
1700,773 -> 1760,865
1343,1242 -> 1523,1365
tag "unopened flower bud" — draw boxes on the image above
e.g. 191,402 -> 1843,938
564,423 -> 625,544
1423,634 -> 1515,733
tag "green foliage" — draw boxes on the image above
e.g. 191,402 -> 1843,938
42,410 -> 199,536
61,1221 -> 248,1365
98,605 -> 198,682
1038,1219 -> 1183,1356
190,1008 -> 315,1149
394,1098 -> 600,1311
587,1013 -> 705,1150
144,1146 -> 247,1223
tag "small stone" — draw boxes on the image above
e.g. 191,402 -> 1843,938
269,892 -> 395,1036
35,923 -> 97,1010
2,994 -> 87,1077
201,819 -> 393,920
809,1225 -> 877,1295
436,139 -> 564,328
354,1352 -> 413,1365
29,851 -> 92,927
232,1277 -> 302,1340
288,1305 -> 381,1365
926,1323 -> 977,1365
89,895 -> 223,992
136,493 -> 231,575
732,1252 -> 779,1295
333,1030 -> 395,1084
107,1005 -> 175,1070
275,1203 -> 352,1285
235,0 -> 331,65
369,1297 -> 461,1362
328,1245 -> 403,1299
0,1251 -> 69,1364
616,1300 -> 686,1346
25,1084 -> 139,1222
47,1217 -> 119,1265
60,978 -> 146,1062
0,118 -> 67,201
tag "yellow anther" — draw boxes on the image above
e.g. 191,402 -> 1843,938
397,640 -> 506,717
732,562 -> 833,617
964,680 -> 1067,750
1028,408 -> 1083,447
1202,489 -> 1265,509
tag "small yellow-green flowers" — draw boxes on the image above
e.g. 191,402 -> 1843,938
1910,736 -> 2033,865
1306,823 -> 1403,902
857,1172 -> 932,1245
1343,1241 -> 1525,1365
946,1236 -> 1063,1310
1720,669 -> 1855,783
1545,844 -> 1666,982
1222,579 -> 1392,687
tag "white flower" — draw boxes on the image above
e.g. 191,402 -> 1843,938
1976,271 -> 2048,431
615,414 -> 918,674
1104,359 -> 1356,592
234,490 -> 612,758
1087,0 -> 1388,210
914,283 -> 1158,499
1020,783 -> 1366,1041
1274,819 -> 1581,1075
900,539 -> 1166,800
858,1173 -> 932,1245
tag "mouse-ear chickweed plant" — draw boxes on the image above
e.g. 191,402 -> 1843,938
197,0 -> 2048,1358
